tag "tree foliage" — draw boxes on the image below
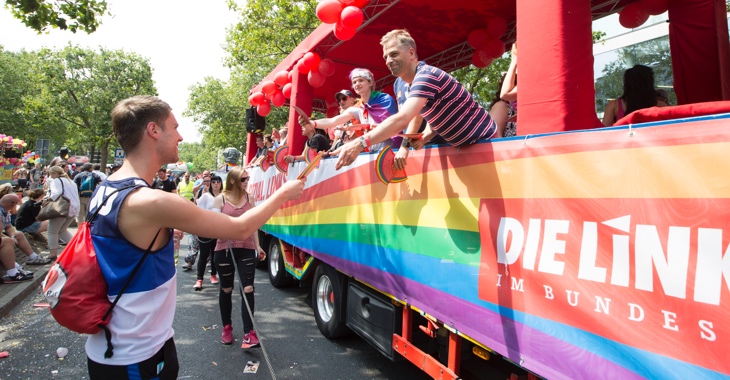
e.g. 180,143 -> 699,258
185,0 -> 318,150
0,45 -> 157,166
4,0 -> 109,33
177,141 -> 218,173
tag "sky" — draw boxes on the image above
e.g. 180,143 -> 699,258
0,0 -> 240,143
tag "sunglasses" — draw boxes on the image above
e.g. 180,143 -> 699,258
203,181 -> 210,184
241,177 -> 250,181
211,180 -> 221,184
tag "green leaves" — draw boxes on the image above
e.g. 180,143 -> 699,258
5,0 -> 109,34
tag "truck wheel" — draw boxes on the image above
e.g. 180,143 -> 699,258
268,239 -> 294,287
312,263 -> 349,338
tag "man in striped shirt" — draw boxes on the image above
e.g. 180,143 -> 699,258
335,29 -> 497,170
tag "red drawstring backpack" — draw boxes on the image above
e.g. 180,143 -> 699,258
42,185 -> 160,358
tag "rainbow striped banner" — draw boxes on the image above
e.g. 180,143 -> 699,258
249,114 -> 730,379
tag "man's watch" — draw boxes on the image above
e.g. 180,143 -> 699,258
359,136 -> 368,149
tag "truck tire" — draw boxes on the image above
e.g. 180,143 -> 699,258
312,263 -> 349,338
268,239 -> 294,287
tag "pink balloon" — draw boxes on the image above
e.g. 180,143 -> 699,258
486,16 -> 508,39
308,70 -> 326,88
619,2 -> 649,29
262,80 -> 278,96
467,29 -> 490,50
340,6 -> 363,29
333,22 -> 357,41
282,83 -> 293,98
318,58 -> 336,77
316,0 -> 343,24
257,101 -> 271,117
249,92 -> 265,107
302,52 -> 321,71
297,61 -> 311,74
471,50 -> 492,69
272,91 -> 286,107
274,70 -> 290,86
640,0 -> 668,16
483,39 -> 505,59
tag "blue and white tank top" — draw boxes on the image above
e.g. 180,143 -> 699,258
85,177 -> 177,365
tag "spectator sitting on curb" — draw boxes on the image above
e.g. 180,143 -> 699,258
15,188 -> 48,242
1,234 -> 34,283
1,194 -> 51,266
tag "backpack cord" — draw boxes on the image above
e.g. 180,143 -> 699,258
228,242 -> 277,380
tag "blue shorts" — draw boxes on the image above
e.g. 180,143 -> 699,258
19,221 -> 42,234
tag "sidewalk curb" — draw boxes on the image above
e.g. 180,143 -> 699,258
0,266 -> 49,319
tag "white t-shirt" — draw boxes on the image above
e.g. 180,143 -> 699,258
49,177 -> 80,217
197,192 -> 216,211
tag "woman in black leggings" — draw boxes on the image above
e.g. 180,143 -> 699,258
193,175 -> 222,290
211,167 -> 266,348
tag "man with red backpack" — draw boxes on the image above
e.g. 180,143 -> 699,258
81,96 -> 306,379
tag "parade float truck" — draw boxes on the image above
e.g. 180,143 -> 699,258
245,0 -> 730,378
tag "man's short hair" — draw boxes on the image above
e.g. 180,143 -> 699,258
158,167 -> 166,173
81,163 -> 93,172
380,29 -> 417,54
93,164 -> 101,171
111,96 -> 172,154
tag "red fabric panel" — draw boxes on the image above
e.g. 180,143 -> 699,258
613,101 -> 730,126
288,72 -> 313,156
245,132 -> 260,165
668,0 -> 730,105
516,0 -> 597,134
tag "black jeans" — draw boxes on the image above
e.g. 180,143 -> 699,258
196,237 -> 217,280
87,338 -> 178,380
214,247 -> 257,334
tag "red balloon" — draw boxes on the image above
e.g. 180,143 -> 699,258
272,91 -> 286,107
467,29 -> 490,50
483,39 -> 505,59
486,16 -> 508,39
316,0 -> 343,24
640,0 -> 668,16
318,58 -> 336,77
333,22 -> 357,41
326,107 -> 339,118
352,0 -> 369,7
262,80 -> 277,96
249,92 -> 265,107
297,61 -> 311,74
274,70 -> 290,86
287,70 -> 293,82
340,6 -> 363,29
302,52 -> 321,71
257,101 -> 271,117
308,70 -> 326,88
282,83 -> 293,98
619,2 -> 649,29
471,50 -> 492,69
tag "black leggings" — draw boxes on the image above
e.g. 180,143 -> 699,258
196,237 -> 217,280
214,247 -> 257,333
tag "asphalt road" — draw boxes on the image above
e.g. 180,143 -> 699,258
0,237 -> 431,380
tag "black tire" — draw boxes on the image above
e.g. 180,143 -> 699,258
268,238 -> 295,287
312,263 -> 350,338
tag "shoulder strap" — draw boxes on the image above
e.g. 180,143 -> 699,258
86,184 -> 138,223
100,227 -> 162,358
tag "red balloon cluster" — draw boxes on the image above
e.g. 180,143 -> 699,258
294,52 -> 336,88
316,0 -> 366,41
249,69 -> 295,116
467,16 -> 508,68
619,0 -> 667,29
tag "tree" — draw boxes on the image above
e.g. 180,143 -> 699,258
5,0 -> 109,33
36,45 -> 157,167
177,141 -> 218,173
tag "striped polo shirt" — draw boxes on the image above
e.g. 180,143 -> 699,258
408,61 -> 496,146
